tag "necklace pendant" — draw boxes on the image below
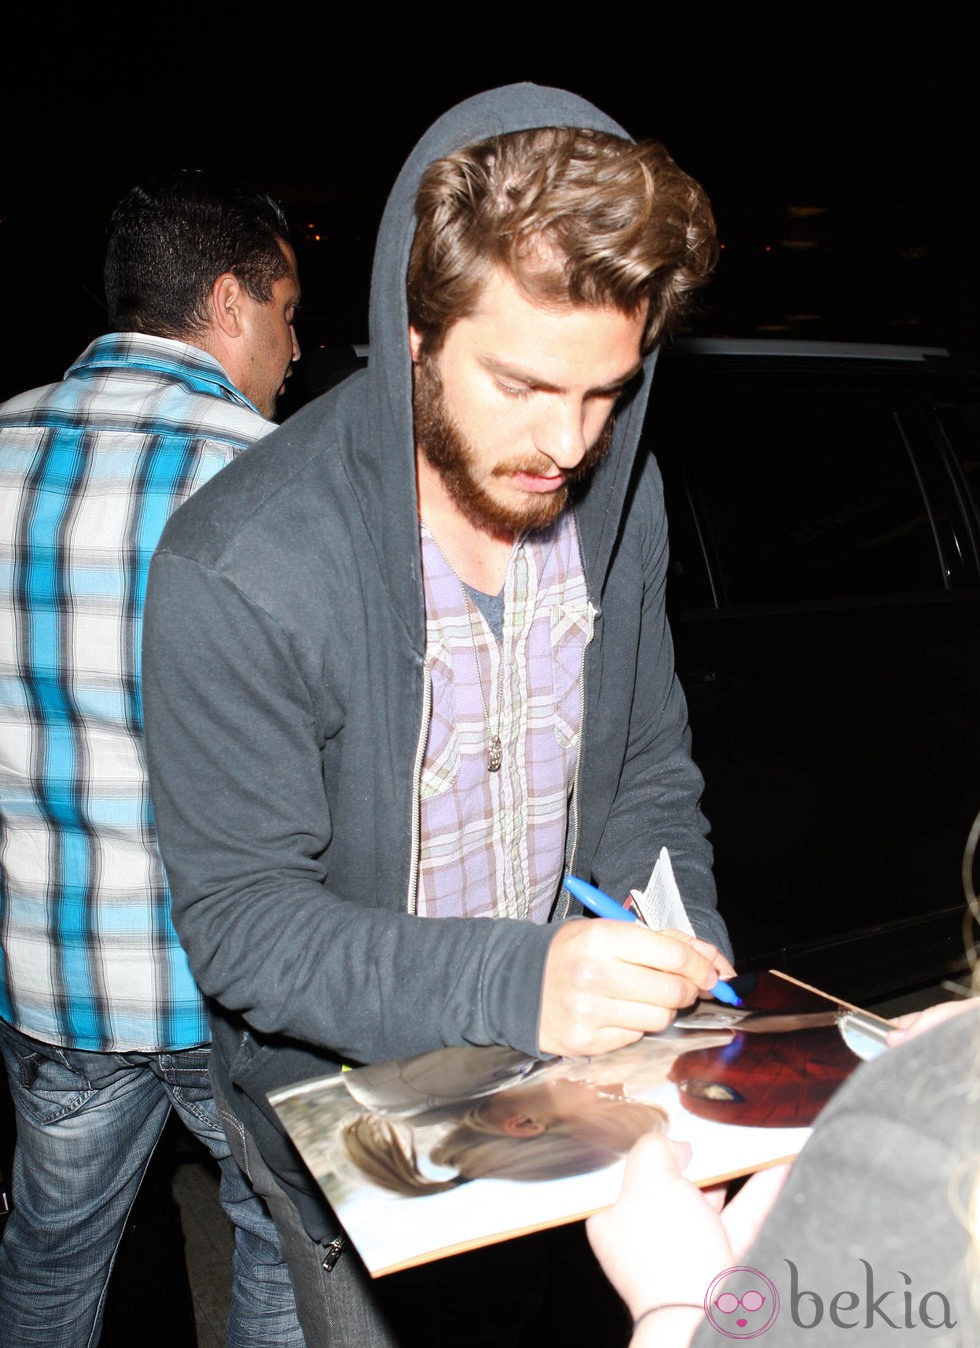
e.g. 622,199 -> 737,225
487,735 -> 502,773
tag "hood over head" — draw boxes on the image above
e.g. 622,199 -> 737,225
351,82 -> 661,642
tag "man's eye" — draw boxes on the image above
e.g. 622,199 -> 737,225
498,382 -> 531,399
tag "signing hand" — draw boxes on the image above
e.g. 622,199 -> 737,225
538,918 -> 724,1057
660,928 -> 738,984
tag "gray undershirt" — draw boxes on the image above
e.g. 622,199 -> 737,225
461,582 -> 504,643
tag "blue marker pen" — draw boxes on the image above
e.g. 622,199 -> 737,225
563,875 -> 638,923
562,875 -> 742,1007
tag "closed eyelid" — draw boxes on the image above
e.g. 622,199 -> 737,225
481,356 -> 640,400
496,382 -> 624,409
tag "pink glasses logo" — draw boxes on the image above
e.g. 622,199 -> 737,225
704,1266 -> 780,1338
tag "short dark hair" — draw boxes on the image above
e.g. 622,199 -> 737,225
104,170 -> 291,339
407,127 -> 718,354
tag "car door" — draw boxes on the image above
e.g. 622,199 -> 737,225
649,350 -> 980,1000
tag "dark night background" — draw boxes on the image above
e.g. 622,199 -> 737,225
3,7 -> 977,407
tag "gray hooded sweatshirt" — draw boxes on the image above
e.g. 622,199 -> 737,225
143,82 -> 729,1238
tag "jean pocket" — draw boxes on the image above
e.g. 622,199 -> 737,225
165,1048 -> 218,1132
2,1039 -> 95,1126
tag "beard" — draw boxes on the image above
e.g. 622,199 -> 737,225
412,352 -> 614,539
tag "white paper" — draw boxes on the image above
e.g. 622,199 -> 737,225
628,846 -> 696,933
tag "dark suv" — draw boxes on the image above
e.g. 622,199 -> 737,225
296,336 -> 980,1003
647,339 -> 979,1000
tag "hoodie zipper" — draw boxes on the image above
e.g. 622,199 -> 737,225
406,661 -> 432,915
557,600 -> 599,919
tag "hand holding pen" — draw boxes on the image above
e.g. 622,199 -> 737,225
563,876 -> 742,1007
537,880 -> 737,1059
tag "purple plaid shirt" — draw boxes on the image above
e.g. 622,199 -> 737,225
417,513 -> 594,922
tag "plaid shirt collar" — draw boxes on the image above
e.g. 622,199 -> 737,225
66,332 -> 259,413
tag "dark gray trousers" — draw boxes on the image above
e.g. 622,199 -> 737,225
213,1076 -> 399,1347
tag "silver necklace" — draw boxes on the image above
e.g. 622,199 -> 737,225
467,601 -> 504,772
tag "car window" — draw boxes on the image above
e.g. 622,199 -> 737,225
934,392 -> 980,521
658,388 -> 947,607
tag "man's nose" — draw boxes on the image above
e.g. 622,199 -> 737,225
534,399 -> 587,470
291,327 -> 301,363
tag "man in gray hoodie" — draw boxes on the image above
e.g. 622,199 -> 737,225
143,84 -> 734,1342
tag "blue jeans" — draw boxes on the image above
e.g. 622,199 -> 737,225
0,1018 -> 303,1347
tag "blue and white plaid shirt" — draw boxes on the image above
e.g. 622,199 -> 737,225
0,333 -> 272,1051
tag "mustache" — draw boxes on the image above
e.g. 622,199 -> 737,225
489,416 -> 616,484
491,458 -> 564,479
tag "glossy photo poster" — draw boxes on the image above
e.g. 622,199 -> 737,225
269,971 -> 889,1276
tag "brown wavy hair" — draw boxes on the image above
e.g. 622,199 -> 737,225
341,1090 -> 668,1197
407,126 -> 718,355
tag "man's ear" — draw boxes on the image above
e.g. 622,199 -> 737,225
211,272 -> 244,338
408,325 -> 423,363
